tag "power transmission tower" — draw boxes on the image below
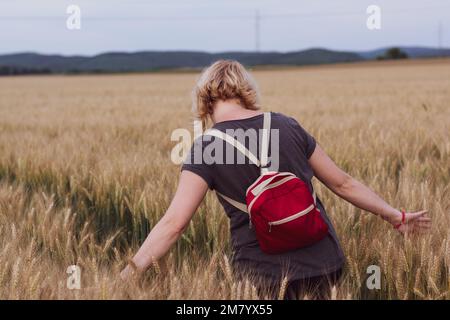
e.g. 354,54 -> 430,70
255,9 -> 260,52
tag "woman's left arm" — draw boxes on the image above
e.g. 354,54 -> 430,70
120,170 -> 209,280
308,144 -> 431,234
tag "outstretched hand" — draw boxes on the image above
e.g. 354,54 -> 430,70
394,210 -> 431,234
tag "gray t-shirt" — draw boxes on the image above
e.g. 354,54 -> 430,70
181,112 -> 345,280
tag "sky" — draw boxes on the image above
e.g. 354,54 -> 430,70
0,0 -> 449,55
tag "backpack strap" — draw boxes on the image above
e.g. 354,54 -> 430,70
260,112 -> 271,174
203,129 -> 260,166
203,112 -> 271,214
216,191 -> 248,213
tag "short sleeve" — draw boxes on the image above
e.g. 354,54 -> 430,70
181,137 -> 215,189
287,116 -> 317,159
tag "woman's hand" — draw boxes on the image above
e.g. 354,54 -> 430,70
120,263 -> 136,282
389,209 -> 431,234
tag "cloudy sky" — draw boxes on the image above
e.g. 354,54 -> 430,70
0,0 -> 449,55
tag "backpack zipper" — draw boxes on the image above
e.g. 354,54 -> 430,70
268,204 -> 315,232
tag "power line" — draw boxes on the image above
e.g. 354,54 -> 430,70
1,5 -> 450,22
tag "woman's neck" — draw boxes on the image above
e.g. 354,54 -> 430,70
212,100 -> 262,124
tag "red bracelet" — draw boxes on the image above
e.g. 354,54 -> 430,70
394,209 -> 406,229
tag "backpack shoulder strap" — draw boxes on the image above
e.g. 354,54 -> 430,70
203,128 -> 260,166
216,191 -> 248,213
204,112 -> 272,213
260,112 -> 271,174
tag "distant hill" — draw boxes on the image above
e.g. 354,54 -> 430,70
0,49 -> 362,74
358,46 -> 450,59
0,46 -> 448,75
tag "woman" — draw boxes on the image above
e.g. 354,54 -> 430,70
120,60 -> 430,299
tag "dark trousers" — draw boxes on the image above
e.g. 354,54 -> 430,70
235,265 -> 343,300
277,268 -> 342,300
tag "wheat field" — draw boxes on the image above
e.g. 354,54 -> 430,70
0,59 -> 449,300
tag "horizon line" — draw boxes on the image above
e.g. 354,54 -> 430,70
1,45 -> 449,57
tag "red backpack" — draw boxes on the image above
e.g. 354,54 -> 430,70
205,112 -> 329,254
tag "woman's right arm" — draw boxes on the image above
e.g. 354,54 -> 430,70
120,170 -> 209,280
308,144 -> 431,233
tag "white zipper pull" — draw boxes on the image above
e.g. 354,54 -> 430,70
269,223 -> 272,232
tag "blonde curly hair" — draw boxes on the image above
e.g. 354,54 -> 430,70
192,60 -> 261,130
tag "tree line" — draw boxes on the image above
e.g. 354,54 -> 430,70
0,65 -> 52,76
